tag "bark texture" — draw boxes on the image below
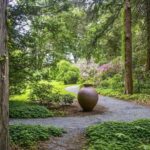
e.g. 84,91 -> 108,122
0,0 -> 9,149
124,0 -> 133,94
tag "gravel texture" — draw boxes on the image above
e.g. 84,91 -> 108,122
38,128 -> 86,150
10,86 -> 150,128
10,86 -> 150,150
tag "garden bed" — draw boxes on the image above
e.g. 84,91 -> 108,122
10,124 -> 64,150
86,119 -> 150,150
10,100 -> 107,119
50,102 -> 107,117
97,88 -> 150,106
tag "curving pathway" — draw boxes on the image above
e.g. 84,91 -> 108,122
10,86 -> 150,150
10,85 -> 150,128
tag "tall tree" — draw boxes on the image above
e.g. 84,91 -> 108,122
145,0 -> 150,71
0,0 -> 9,149
124,0 -> 133,94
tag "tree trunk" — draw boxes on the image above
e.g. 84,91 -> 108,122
0,0 -> 9,149
146,0 -> 150,71
124,0 -> 133,94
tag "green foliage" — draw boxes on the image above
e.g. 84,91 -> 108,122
56,60 -> 80,84
9,0 -> 150,97
59,94 -> 74,105
9,50 -> 31,95
99,74 -> 124,92
96,58 -> 124,92
9,1 -> 84,93
86,120 -> 150,150
29,80 -> 75,105
97,88 -> 150,105
9,101 -> 54,118
32,68 -> 56,82
29,80 -> 53,103
10,124 -> 64,148
64,70 -> 79,84
49,81 -> 75,105
10,88 -> 30,101
97,88 -> 121,96
134,69 -> 150,94
50,80 -> 67,94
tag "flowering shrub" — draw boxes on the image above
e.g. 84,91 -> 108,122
97,63 -> 112,73
77,59 -> 100,85
77,58 -> 123,87
98,57 -> 123,81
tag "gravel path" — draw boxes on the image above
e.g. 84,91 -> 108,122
10,86 -> 150,150
10,85 -> 150,128
38,128 -> 86,150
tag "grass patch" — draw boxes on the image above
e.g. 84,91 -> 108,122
9,101 -> 55,118
10,124 -> 64,149
86,119 -> 150,150
97,88 -> 150,105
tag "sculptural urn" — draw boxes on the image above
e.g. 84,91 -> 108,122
78,84 -> 98,111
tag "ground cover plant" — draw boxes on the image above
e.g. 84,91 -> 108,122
86,119 -> 150,150
95,57 -> 150,105
10,124 -> 64,149
9,80 -> 75,118
1,0 -> 150,149
9,101 -> 55,118
97,88 -> 150,105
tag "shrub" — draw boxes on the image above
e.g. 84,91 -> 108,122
56,60 -> 80,84
10,124 -> 64,148
10,88 -> 31,101
9,50 -> 30,95
32,68 -> 55,82
29,80 -> 75,106
59,94 -> 74,105
86,120 -> 150,150
29,80 -> 53,103
98,57 -> 123,80
99,74 -> 124,92
10,84 -> 27,95
134,69 -> 150,94
42,93 -> 74,106
9,101 -> 54,118
97,88 -> 150,105
64,70 -> 79,84
77,60 -> 99,85
50,80 -> 67,94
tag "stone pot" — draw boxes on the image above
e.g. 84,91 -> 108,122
77,84 -> 98,111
